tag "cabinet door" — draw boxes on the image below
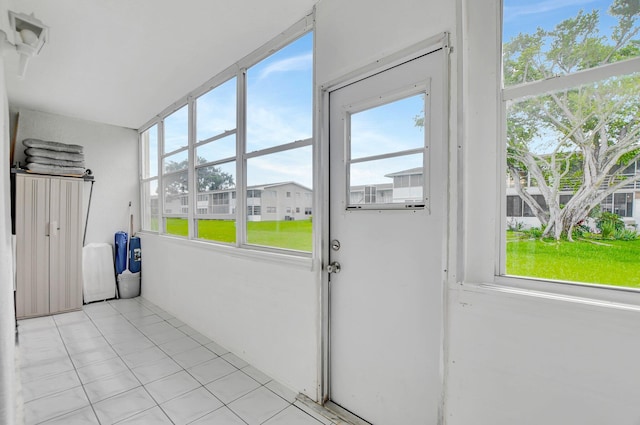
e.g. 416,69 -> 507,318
49,178 -> 84,314
15,175 -> 50,318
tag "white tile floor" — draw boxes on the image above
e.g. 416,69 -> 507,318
15,297 -> 342,425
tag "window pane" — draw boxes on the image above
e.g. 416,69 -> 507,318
164,150 -> 188,174
351,94 -> 425,160
197,134 -> 236,164
142,179 -> 159,231
505,74 -> 640,287
164,105 -> 188,153
196,161 -> 236,195
141,125 -> 158,178
246,146 -> 312,252
196,77 -> 237,142
196,162 -> 236,243
163,171 -> 189,215
165,218 -> 188,237
196,219 -> 235,243
503,1 -> 640,87
350,154 -> 424,205
246,32 -> 312,152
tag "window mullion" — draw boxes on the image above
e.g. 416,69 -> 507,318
237,69 -> 247,248
188,96 -> 196,239
158,120 -> 166,234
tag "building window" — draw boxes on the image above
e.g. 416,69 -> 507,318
139,20 -> 313,255
501,1 -> 640,288
305,207 -> 312,215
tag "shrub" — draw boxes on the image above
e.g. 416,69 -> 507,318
571,224 -> 591,239
600,221 -> 616,239
596,211 -> 624,234
524,227 -> 543,238
507,219 -> 525,231
615,228 -> 639,241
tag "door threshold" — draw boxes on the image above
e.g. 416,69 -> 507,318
296,394 -> 372,425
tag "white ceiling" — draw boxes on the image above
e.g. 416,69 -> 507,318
5,0 -> 317,129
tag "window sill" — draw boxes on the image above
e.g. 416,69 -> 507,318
458,275 -> 640,312
137,231 -> 315,271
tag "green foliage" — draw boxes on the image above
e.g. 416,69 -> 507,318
600,220 -> 617,239
615,228 -> 639,240
571,224 -> 591,239
524,227 -> 544,238
596,211 -> 625,234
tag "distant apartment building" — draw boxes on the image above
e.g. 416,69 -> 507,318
161,167 -> 428,221
164,182 -> 313,221
506,161 -> 640,228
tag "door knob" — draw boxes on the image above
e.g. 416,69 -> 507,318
327,261 -> 341,274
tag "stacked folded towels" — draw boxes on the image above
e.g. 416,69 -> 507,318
23,139 -> 86,176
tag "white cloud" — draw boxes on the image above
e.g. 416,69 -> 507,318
258,53 -> 313,80
504,0 -> 599,21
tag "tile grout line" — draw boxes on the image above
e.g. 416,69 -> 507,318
49,312 -> 102,425
20,298 -> 330,425
84,300 -> 177,425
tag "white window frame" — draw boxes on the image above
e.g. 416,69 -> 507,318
494,0 -> 640,301
138,13 -> 315,260
139,124 -> 160,232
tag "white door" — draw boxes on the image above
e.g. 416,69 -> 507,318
328,48 -> 447,424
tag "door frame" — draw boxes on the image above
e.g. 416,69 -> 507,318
317,31 -> 452,419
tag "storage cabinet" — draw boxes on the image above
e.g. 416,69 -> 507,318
15,174 -> 83,319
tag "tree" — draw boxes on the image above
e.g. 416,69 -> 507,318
504,1 -> 640,240
164,157 -> 234,195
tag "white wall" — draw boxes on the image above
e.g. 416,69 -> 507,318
140,236 -> 319,397
12,108 -> 139,244
7,0 -> 634,423
0,28 -> 16,425
445,1 -> 640,424
141,0 -> 458,403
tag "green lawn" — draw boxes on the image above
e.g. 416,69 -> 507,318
165,218 -> 312,252
507,231 -> 640,288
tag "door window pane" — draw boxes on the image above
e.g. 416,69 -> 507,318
246,32 -> 313,152
350,154 -> 424,206
246,146 -> 312,252
351,94 -> 425,160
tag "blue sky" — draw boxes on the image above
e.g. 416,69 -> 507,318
503,0 -> 618,41
153,3 -> 630,197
